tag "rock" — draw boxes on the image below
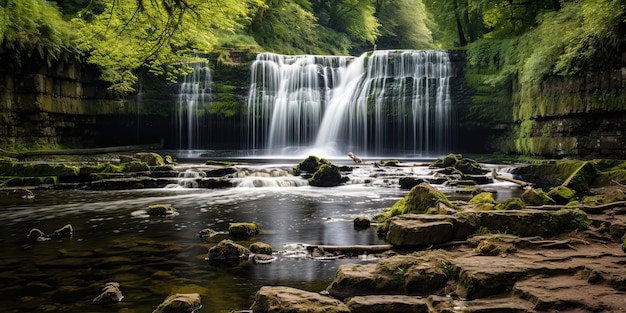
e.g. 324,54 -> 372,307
147,204 -> 177,216
88,177 -> 171,190
251,286 -> 349,313
197,228 -> 217,238
345,295 -> 429,313
253,254 -> 277,264
197,178 -> 232,189
389,182 -> 454,216
353,216 -> 371,229
92,282 -> 123,305
521,188 -> 556,205
495,198 -> 527,210
398,177 -> 425,189
309,163 -> 348,187
249,242 -> 273,255
206,239 -> 250,260
228,222 -> 259,238
294,155 -> 330,174
386,216 -> 454,246
152,293 -> 201,313
205,167 -> 237,177
561,161 -> 597,193
547,185 -> 576,204
133,152 -> 165,166
477,208 -> 590,237
164,155 -> 176,164
327,252 -> 450,298
468,192 -> 497,205
454,158 -> 489,175
118,155 -> 134,163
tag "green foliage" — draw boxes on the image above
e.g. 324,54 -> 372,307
0,0 -> 77,66
374,0 -> 434,49
72,0 -> 261,94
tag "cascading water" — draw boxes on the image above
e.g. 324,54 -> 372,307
246,50 -> 453,157
175,62 -> 213,150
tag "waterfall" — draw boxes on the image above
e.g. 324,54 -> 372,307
246,50 -> 452,156
175,62 -> 213,150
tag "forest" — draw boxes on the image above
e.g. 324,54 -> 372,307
1,0 -> 623,95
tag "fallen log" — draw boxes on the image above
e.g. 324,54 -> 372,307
306,244 -> 392,254
348,152 -> 362,163
492,169 -> 531,188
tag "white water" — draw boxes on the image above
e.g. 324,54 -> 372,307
246,50 -> 452,157
176,62 -> 213,149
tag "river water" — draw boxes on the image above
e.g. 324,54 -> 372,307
0,158 -> 521,312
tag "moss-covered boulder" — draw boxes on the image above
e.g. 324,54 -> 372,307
399,177 -> 425,189
389,182 -> 454,216
353,216 -> 371,229
468,192 -> 497,205
521,188 -> 556,205
294,155 -> 330,174
122,160 -> 150,172
477,208 -> 590,237
251,286 -> 349,313
547,186 -> 576,204
206,239 -> 250,260
147,204 -> 177,216
495,198 -> 527,210
228,222 -> 259,238
197,228 -> 217,238
454,158 -> 489,175
152,293 -> 201,313
0,162 -> 79,177
309,163 -> 348,187
561,161 -> 597,193
133,152 -> 164,166
249,242 -> 273,255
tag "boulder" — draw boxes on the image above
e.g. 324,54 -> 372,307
345,295 -> 429,313
521,188 -> 556,205
147,204 -> 177,216
251,286 -> 349,313
389,182 -> 454,216
197,228 -> 217,238
294,155 -> 330,174
228,222 -> 259,238
309,163 -> 348,187
206,239 -> 250,260
468,192 -> 497,205
398,177 -> 425,189
386,216 -> 454,246
353,217 -> 371,229
133,152 -> 165,166
547,185 -> 576,204
152,293 -> 201,313
249,242 -> 273,255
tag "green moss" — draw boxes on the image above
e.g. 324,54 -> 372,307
0,176 -> 57,187
122,161 -> 150,172
205,160 -> 235,166
495,198 -> 526,210
207,239 -> 250,260
147,204 -> 177,216
468,192 -> 497,205
381,160 -> 400,167
0,162 -> 79,177
309,163 -> 346,187
521,188 -> 556,205
249,242 -> 273,255
228,222 -> 259,238
547,186 -> 576,204
389,182 -> 454,217
294,155 -> 330,174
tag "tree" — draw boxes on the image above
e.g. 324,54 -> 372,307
72,0 -> 261,93
374,0 -> 435,50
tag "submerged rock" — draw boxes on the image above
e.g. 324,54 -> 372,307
152,293 -> 201,313
147,204 -> 177,216
251,286 -> 349,313
249,242 -> 273,255
27,228 -> 49,241
309,163 -> 348,187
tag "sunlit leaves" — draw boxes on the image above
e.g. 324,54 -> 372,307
72,0 -> 260,93
375,0 -> 434,50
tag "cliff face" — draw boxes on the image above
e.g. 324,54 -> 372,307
0,55 -> 168,150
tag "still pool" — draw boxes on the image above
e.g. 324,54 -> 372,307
0,160 -> 521,312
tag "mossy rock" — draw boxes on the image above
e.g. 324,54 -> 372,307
594,169 -> 626,187
547,186 -> 576,204
153,293 -> 202,313
521,188 -> 556,205
0,162 -> 79,177
133,152 -> 164,166
495,198 -> 526,210
147,204 -> 177,216
309,163 -> 347,187
582,190 -> 626,205
228,222 -> 259,238
561,161 -> 598,193
205,160 -> 235,166
389,182 -> 454,216
454,158 -> 488,175
207,239 -> 250,260
294,155 -> 330,174
122,161 -> 150,172
197,228 -> 217,238
353,217 -> 371,229
512,160 -> 588,190
249,242 -> 273,255
468,192 -> 497,205
0,176 -> 57,187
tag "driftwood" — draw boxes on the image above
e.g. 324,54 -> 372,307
0,143 -> 163,159
491,169 -> 531,188
348,152 -> 362,163
306,244 -> 392,254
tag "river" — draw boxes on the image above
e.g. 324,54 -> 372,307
0,157 -> 521,312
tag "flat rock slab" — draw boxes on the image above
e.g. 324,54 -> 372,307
251,286 -> 349,313
345,295 -> 429,313
514,275 -> 626,311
